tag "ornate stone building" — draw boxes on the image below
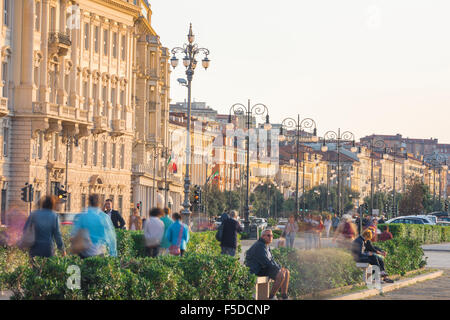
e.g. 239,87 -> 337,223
0,0 -> 170,223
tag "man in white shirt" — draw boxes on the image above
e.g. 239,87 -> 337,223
144,207 -> 165,257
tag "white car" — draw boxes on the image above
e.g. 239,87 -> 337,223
386,216 -> 435,225
253,218 -> 268,230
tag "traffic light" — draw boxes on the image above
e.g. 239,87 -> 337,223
363,203 -> 369,214
28,184 -> 34,203
57,186 -> 68,203
193,186 -> 200,205
21,184 -> 29,202
445,200 -> 449,212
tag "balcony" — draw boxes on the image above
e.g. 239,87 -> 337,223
0,97 -> 8,117
48,32 -> 72,57
93,116 -> 108,134
111,119 -> 126,137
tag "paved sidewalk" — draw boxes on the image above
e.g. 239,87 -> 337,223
365,269 -> 450,300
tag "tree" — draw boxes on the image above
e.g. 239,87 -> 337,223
398,178 -> 431,215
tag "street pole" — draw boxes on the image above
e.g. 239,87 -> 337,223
170,24 -> 210,226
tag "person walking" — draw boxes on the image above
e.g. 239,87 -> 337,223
71,194 -> 117,258
333,214 -> 357,249
304,214 -> 314,250
143,208 -> 165,257
160,207 -> 174,255
331,213 -> 340,232
245,229 -> 291,300
129,208 -> 142,231
377,225 -> 393,242
284,215 -> 298,249
166,212 -> 190,256
315,215 -> 324,249
22,195 -> 66,258
324,214 -> 332,238
220,210 -> 242,257
104,199 -> 126,229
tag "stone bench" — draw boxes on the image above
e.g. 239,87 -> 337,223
255,276 -> 273,300
356,262 -> 371,282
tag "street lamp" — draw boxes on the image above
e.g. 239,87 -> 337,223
279,115 -> 317,220
383,143 -> 407,218
228,100 -> 270,233
360,138 -> 387,215
320,129 -> 357,216
423,152 -> 447,211
170,24 -> 210,225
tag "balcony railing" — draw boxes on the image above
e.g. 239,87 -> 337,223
48,32 -> 71,56
0,97 -> 8,116
93,116 -> 108,134
111,119 -> 126,136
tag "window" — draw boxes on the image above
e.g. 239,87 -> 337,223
111,143 -> 116,168
102,85 -> 107,102
37,132 -> 43,159
102,142 -> 107,167
112,32 -> 117,58
52,133 -> 58,161
121,35 -> 126,60
118,195 -> 123,213
2,62 -> 8,98
83,81 -> 88,109
94,26 -> 99,53
83,139 -> 88,165
81,194 -> 87,209
50,6 -> 56,31
3,127 -> 8,157
120,144 -> 125,169
84,23 -> 89,50
93,83 -> 98,102
68,142 -> 73,163
35,190 -> 41,205
120,90 -> 124,107
35,1 -> 40,31
111,87 -> 116,105
93,140 -> 98,166
103,29 -> 108,55
3,0 -> 9,27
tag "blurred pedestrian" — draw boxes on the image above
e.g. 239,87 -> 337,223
104,199 -> 126,229
71,194 -> 117,258
324,214 -> 332,238
377,225 -> 393,242
304,214 -> 314,250
331,213 -> 340,231
333,214 -> 357,249
284,215 -> 298,249
166,212 -> 189,256
22,195 -> 66,258
220,210 -> 243,257
129,208 -> 142,231
315,215 -> 324,248
143,208 -> 165,257
378,215 -> 386,224
160,207 -> 174,255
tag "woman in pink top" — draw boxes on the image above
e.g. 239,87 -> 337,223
284,215 -> 299,249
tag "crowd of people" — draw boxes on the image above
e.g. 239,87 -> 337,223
18,194 -> 190,260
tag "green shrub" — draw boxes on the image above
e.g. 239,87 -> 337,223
0,246 -> 29,291
379,223 -> 450,244
272,247 -> 363,298
2,253 -> 255,300
375,238 -> 427,276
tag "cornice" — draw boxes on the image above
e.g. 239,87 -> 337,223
90,0 -> 141,18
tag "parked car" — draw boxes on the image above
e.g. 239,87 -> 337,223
436,221 -> 450,227
253,218 -> 267,230
438,217 -> 450,223
59,213 -> 77,226
275,221 -> 288,231
429,211 -> 449,218
386,216 -> 434,225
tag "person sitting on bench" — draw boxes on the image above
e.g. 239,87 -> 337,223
352,229 -> 394,283
245,229 -> 290,300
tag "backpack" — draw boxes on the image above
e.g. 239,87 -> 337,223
215,222 -> 224,242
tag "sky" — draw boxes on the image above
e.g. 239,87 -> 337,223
149,0 -> 450,144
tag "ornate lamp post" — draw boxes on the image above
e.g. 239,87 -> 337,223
360,138 -> 387,215
279,115 -> 317,220
320,129 -> 357,216
170,24 -> 210,225
228,100 -> 270,232
383,144 -> 407,217
423,153 -> 448,210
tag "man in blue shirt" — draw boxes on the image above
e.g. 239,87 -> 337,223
71,194 -> 117,258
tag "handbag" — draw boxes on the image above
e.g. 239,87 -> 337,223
169,224 -> 184,256
18,215 -> 35,250
69,229 -> 92,254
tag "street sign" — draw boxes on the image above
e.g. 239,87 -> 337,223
372,209 -> 379,216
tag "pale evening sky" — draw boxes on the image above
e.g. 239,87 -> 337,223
149,0 -> 450,143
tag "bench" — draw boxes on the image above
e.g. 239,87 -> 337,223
356,262 -> 382,291
356,262 -> 371,283
255,276 -> 273,300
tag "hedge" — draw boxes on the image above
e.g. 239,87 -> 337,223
379,223 -> 450,244
271,237 -> 427,298
2,253 -> 255,300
